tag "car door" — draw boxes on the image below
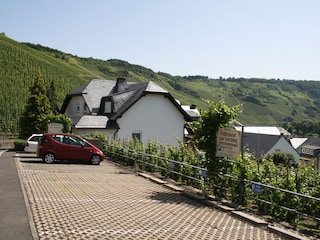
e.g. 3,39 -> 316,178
51,135 -> 73,160
28,135 -> 42,152
65,135 -> 93,161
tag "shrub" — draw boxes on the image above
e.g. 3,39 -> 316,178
14,139 -> 26,151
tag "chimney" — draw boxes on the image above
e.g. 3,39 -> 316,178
114,78 -> 127,93
190,104 -> 196,109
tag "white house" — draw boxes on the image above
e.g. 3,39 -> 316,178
61,78 -> 193,146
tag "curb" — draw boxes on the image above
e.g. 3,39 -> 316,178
231,211 -> 268,226
14,154 -> 39,240
204,199 -> 236,212
0,150 -> 5,158
138,172 -> 167,185
268,225 -> 311,240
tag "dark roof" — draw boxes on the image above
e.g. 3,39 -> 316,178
301,137 -> 320,147
243,133 -> 283,159
61,79 -> 115,114
61,78 -> 192,125
102,79 -> 191,121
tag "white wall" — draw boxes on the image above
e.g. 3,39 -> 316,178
268,137 -> 300,161
65,96 -> 86,118
117,94 -> 185,146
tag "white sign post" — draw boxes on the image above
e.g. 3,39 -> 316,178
48,123 -> 63,133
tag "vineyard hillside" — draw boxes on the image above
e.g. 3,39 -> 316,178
1,34 -> 320,133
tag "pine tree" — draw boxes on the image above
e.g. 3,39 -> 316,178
19,71 -> 52,138
47,80 -> 59,114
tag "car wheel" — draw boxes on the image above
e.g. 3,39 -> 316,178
91,155 -> 101,165
43,153 -> 55,164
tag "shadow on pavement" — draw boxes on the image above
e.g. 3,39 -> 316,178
148,191 -> 205,207
20,159 -> 44,164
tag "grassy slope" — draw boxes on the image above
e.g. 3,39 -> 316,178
1,34 -> 320,132
0,35 -> 92,131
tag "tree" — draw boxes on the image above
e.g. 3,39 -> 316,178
192,100 -> 242,167
19,71 -> 52,138
47,80 -> 60,114
266,151 -> 297,168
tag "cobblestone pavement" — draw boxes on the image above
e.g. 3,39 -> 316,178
15,153 -> 288,240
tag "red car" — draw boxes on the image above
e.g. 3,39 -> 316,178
37,133 -> 104,165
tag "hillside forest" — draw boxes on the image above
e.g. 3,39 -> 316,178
1,33 -> 320,135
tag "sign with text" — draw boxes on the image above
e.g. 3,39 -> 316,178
216,127 -> 241,159
252,183 -> 263,194
48,123 -> 63,133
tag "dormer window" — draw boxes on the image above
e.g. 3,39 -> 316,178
104,101 -> 112,113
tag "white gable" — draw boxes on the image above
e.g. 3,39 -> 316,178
116,94 -> 184,146
290,138 -> 308,149
268,137 -> 300,161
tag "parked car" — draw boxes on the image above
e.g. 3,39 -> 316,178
37,133 -> 104,165
24,134 -> 43,153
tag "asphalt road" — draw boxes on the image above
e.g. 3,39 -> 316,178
0,150 -> 33,240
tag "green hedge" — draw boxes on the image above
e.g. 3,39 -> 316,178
14,139 -> 26,151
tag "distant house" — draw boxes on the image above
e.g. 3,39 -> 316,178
61,78 -> 195,146
181,104 -> 200,121
234,126 -> 299,161
296,137 -> 320,170
289,138 -> 308,149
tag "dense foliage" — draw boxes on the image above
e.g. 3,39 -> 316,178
19,71 -> 52,138
284,120 -> 320,136
191,100 -> 243,201
19,71 -> 72,138
191,100 -> 242,173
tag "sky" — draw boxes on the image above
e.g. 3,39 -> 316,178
1,0 -> 320,80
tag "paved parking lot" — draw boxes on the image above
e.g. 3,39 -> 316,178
14,152 -> 297,239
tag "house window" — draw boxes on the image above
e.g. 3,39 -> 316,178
132,131 -> 141,142
104,101 -> 111,113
